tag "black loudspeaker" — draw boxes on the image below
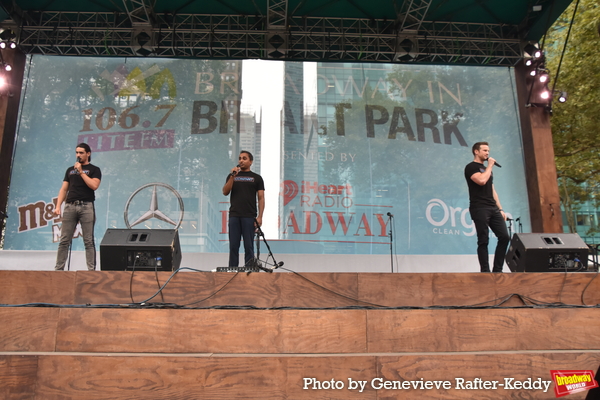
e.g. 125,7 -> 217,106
100,229 -> 181,271
506,233 -> 589,272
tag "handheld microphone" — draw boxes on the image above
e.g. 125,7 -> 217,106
76,157 -> 81,163
487,158 -> 502,168
387,212 -> 394,217
232,164 -> 241,175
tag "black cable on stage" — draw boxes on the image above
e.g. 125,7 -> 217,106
129,254 -> 139,303
278,266 -> 387,308
555,257 -> 589,306
137,267 -> 233,305
128,254 -> 165,304
581,270 -> 599,306
2,265 -> 600,310
181,271 -> 240,307
557,269 -> 567,306
153,257 -> 165,303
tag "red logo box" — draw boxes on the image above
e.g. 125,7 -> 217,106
550,370 -> 599,397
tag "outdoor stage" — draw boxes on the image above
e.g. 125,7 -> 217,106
1,269 -> 600,399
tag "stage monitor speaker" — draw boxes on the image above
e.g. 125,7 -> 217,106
100,229 -> 181,271
506,233 -> 588,272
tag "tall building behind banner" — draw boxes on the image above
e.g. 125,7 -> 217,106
187,59 -> 262,252
280,61 -> 328,253
280,63 -> 408,254
222,60 -> 262,173
180,177 -> 222,253
280,61 -> 303,239
313,62 -> 406,254
238,110 -> 261,175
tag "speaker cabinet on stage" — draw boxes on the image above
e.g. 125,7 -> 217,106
506,233 -> 588,272
100,229 -> 181,271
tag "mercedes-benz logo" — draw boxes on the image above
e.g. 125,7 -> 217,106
124,183 -> 185,229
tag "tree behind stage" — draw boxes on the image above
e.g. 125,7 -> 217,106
545,0 -> 600,235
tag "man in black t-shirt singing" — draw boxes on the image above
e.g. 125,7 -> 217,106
464,142 -> 510,272
54,143 -> 102,270
223,150 -> 265,268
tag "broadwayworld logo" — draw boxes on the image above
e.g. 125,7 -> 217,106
551,370 -> 599,398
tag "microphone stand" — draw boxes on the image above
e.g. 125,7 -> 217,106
387,213 -> 393,273
250,229 -> 269,273
254,218 -> 284,273
255,229 -> 261,266
507,218 -> 513,238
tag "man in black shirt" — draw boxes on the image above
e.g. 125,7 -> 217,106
223,150 -> 265,268
464,142 -> 510,272
54,143 -> 102,270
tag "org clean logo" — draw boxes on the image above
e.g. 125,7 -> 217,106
425,198 -> 476,236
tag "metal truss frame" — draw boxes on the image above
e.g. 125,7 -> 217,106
268,0 -> 288,28
122,0 -> 155,26
397,0 -> 432,32
8,11 -> 523,65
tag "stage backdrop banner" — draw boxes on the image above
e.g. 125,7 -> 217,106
3,56 -> 530,256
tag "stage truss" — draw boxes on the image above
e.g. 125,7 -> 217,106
1,0 -> 537,66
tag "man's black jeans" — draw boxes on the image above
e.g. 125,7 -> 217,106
470,207 -> 511,272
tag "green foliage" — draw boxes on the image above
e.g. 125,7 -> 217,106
545,0 -> 600,233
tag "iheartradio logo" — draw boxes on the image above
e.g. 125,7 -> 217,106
281,180 -> 354,206
282,180 -> 299,206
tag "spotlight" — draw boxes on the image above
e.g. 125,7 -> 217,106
524,43 -> 543,59
4,64 -> 11,72
529,69 -> 537,77
0,29 -> 15,42
0,76 -> 5,87
558,92 -> 568,103
0,42 -> 5,49
525,58 -> 533,67
132,30 -> 154,57
9,42 -> 16,49
393,32 -> 418,62
538,72 -> 549,83
135,47 -> 152,56
135,31 -> 151,47
540,90 -> 551,100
